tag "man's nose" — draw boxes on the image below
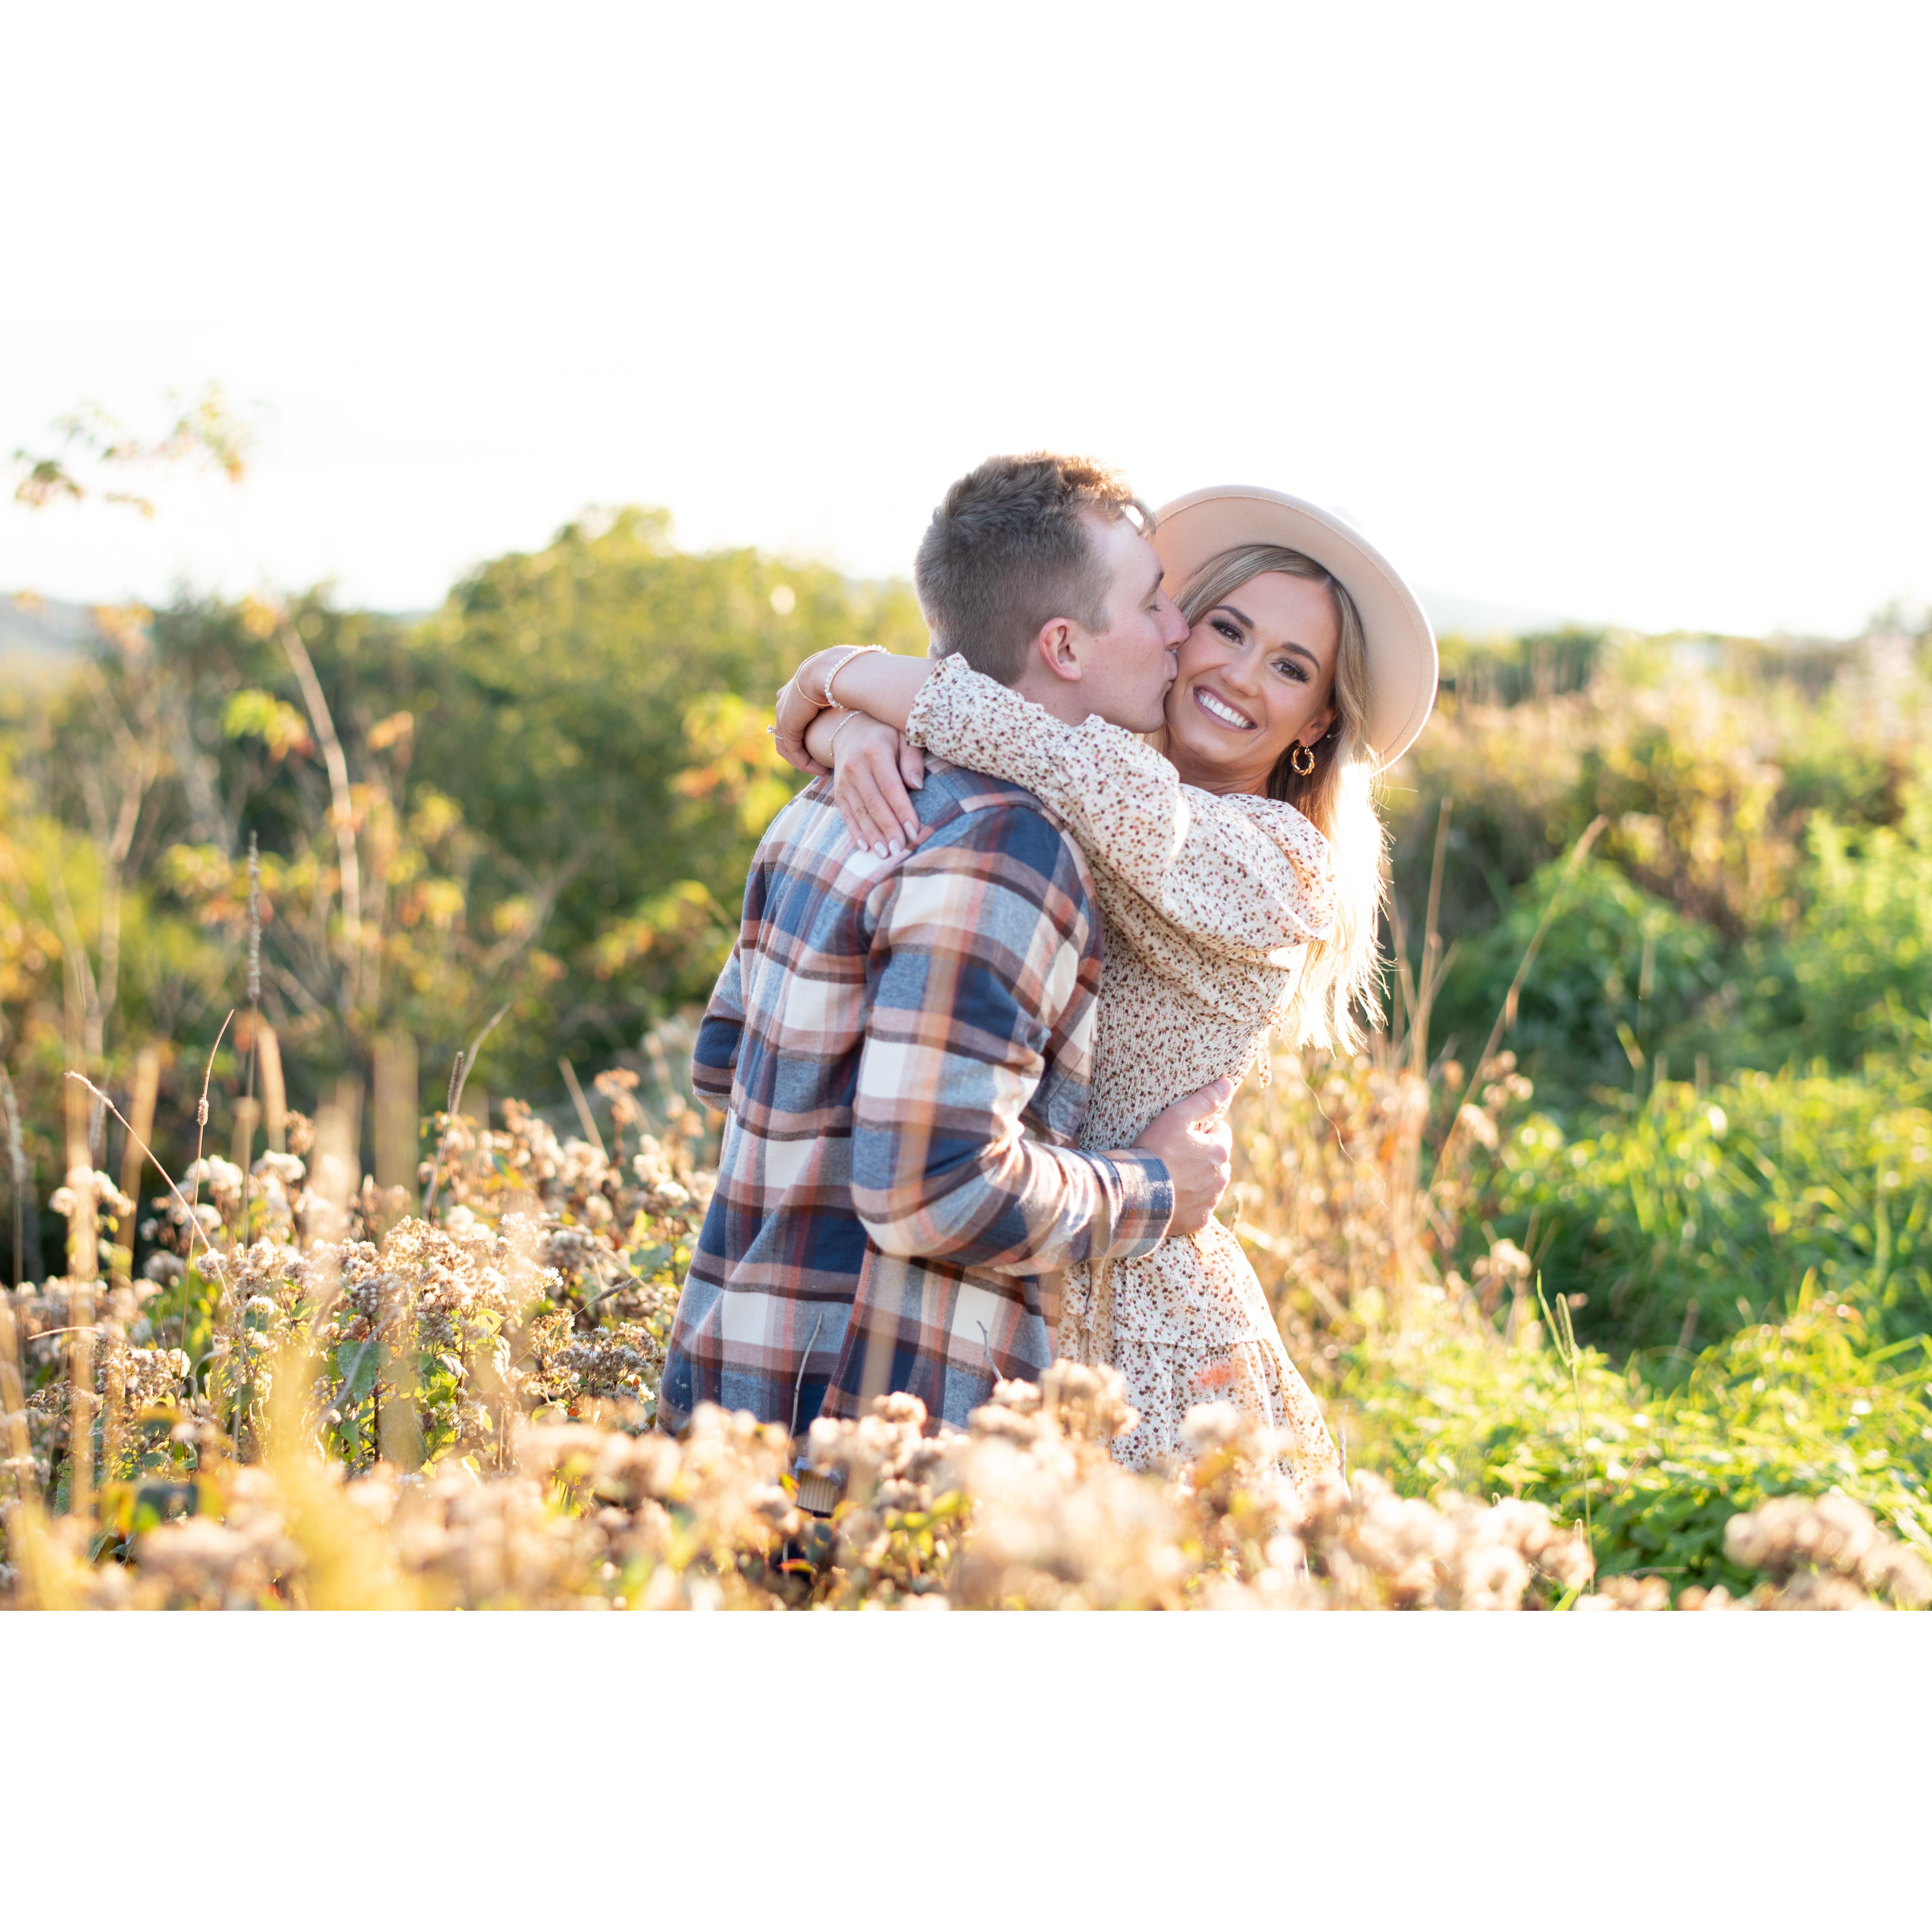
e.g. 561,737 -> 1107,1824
1161,601 -> 1189,647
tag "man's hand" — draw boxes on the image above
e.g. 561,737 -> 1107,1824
1130,1076 -> 1236,1237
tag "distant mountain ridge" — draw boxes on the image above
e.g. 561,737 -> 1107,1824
3,584 -> 1597,690
1417,589 -> 1590,640
0,592 -> 104,688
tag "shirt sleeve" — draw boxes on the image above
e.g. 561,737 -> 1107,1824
905,651 -> 1337,965
849,803 -> 1172,1272
689,944 -> 745,1106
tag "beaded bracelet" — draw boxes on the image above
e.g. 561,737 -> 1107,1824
817,644 -> 883,709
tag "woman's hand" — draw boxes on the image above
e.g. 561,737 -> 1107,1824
811,712 -> 925,857
773,663 -> 836,777
772,646 -> 893,776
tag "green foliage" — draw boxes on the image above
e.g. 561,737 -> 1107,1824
1389,634 -> 1928,978
1434,627 -> 1605,708
1430,856 -> 1730,1113
1752,786 -> 1932,1065
1339,1295 -> 1932,1590
406,508 -> 926,1080
0,513 -> 926,1218
1346,635 -> 1932,1586
1479,1057 -> 1932,1358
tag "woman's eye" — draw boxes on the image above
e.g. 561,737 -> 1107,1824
1272,658 -> 1308,683
1212,620 -> 1241,643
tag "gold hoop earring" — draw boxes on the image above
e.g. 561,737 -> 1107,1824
1290,741 -> 1317,777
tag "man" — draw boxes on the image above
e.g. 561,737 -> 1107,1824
658,453 -> 1234,1465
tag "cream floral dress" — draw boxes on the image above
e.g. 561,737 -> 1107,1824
904,654 -> 1344,1487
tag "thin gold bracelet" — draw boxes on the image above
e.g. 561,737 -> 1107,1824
823,711 -> 861,761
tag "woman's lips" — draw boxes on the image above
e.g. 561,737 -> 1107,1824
1192,684 -> 1257,731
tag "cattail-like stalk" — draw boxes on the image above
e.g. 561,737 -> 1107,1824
100,1333 -> 126,1497
1,1062 -> 27,1290
0,1294 -> 30,1505
246,832 -> 261,1008
63,1018 -> 98,1287
373,1032 -> 418,1205
258,1024 -> 286,1153
118,1046 -> 160,1238
66,1282 -> 94,1518
419,1050 -> 463,1219
183,1010 -> 234,1359
238,834 -> 262,1263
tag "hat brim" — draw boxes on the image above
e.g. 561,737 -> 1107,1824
1150,486 -> 1438,771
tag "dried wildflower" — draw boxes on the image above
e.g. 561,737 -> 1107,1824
1581,1574 -> 1671,1612
1722,1495 -> 1932,1609
2,1054 -> 1913,1616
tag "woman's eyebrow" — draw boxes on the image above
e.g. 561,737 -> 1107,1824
1216,602 -> 1321,666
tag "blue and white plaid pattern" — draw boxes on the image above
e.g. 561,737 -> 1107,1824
660,760 -> 1173,1436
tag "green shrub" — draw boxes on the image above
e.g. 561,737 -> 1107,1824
1336,1292 -> 1932,1592
1429,857 -> 1732,1114
1482,1058 -> 1932,1357
1751,786 -> 1932,1064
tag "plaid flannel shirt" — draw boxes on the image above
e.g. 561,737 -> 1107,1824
659,758 -> 1174,1437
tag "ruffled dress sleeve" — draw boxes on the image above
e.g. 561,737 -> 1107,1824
904,652 -> 1335,967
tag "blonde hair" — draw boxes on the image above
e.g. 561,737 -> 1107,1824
1174,544 -> 1387,1053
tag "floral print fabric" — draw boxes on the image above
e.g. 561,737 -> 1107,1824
904,653 -> 1345,1482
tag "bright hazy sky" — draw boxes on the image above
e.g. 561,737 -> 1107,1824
4,3 -> 1928,637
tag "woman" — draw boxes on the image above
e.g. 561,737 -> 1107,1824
773,487 -> 1436,1484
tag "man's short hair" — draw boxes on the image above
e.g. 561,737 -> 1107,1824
913,454 -> 1154,686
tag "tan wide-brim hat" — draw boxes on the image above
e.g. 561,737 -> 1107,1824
1150,485 -> 1439,770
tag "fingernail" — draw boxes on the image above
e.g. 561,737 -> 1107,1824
887,838 -> 903,857
902,821 -> 918,841
874,842 -> 889,858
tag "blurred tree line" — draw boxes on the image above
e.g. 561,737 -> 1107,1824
1391,620 -> 1932,1114
3,449 -> 1928,1314
1,508 -> 923,1276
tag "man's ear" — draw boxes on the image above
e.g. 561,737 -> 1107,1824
1032,617 -> 1084,685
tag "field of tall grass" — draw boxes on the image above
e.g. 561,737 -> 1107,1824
3,531 -> 1929,1610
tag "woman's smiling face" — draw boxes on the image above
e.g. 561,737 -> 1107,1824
1161,570 -> 1340,795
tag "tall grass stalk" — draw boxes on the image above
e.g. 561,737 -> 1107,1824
422,1003 -> 507,1216
183,1009 -> 234,1356
1537,1272 -> 1594,1573
65,1073 -> 230,1317
276,611 -> 364,1006
559,1057 -> 607,1158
